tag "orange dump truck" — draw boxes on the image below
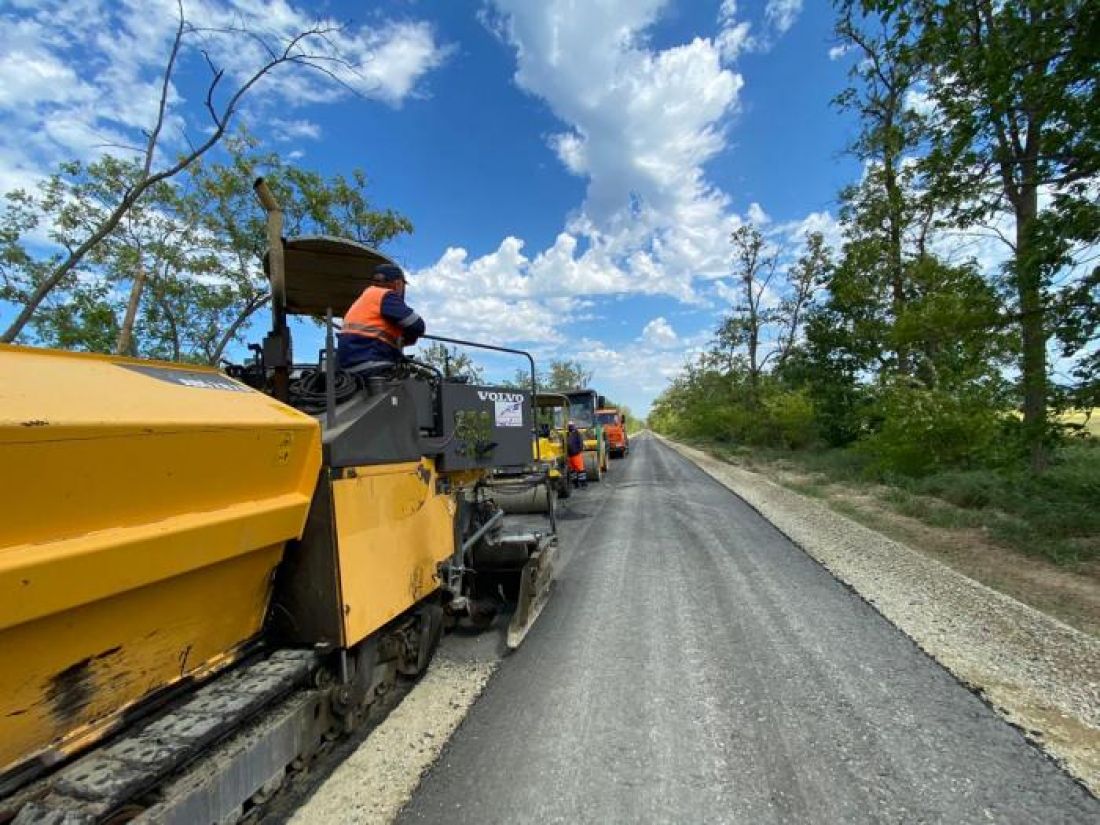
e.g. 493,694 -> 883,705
597,408 -> 629,457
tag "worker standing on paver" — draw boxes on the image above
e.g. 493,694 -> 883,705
566,421 -> 587,489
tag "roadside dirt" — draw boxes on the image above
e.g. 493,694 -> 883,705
745,459 -> 1100,639
824,487 -> 1100,638
662,436 -> 1100,797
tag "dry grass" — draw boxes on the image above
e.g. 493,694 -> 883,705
1060,408 -> 1100,437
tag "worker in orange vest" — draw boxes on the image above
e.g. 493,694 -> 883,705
566,421 -> 587,488
338,263 -> 425,374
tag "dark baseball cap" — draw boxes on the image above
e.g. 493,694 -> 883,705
374,263 -> 406,283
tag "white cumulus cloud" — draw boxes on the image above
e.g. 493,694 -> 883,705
408,0 -> 814,407
0,0 -> 451,193
422,0 -> 745,306
641,316 -> 679,348
765,0 -> 804,34
716,1 -> 755,63
351,20 -> 454,105
270,118 -> 323,142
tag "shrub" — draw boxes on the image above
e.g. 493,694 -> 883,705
859,385 -> 1006,476
762,388 -> 817,449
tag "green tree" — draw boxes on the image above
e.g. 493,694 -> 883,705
544,359 -> 594,391
786,309 -> 870,446
653,231 -> 833,449
834,2 -> 929,377
775,231 -> 832,368
504,367 -> 537,390
0,170 -> 112,352
0,157 -> 189,354
803,243 -> 1012,452
417,342 -> 485,383
0,132 -> 412,363
859,0 -> 1100,470
1057,265 -> 1100,412
502,358 -> 594,393
178,131 -> 413,364
715,225 -> 778,401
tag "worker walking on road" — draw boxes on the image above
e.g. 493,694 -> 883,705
566,421 -> 587,489
338,263 -> 425,375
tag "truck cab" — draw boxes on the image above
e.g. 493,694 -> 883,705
597,408 -> 629,457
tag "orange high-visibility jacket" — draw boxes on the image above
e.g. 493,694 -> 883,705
343,286 -> 403,350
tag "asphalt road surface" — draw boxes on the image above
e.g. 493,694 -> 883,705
399,434 -> 1098,824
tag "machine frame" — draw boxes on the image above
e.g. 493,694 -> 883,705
0,178 -> 559,824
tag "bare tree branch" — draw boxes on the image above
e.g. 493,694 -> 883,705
1,7 -> 355,343
211,292 -> 268,364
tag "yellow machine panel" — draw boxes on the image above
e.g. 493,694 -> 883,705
535,435 -> 564,478
332,460 -> 456,646
0,345 -> 321,781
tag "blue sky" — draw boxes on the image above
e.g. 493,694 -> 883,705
1,0 -> 866,414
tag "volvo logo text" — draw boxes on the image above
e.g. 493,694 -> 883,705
478,391 -> 525,403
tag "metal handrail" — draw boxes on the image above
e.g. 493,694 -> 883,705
419,333 -> 540,461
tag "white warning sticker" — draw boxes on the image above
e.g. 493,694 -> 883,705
494,399 -> 524,428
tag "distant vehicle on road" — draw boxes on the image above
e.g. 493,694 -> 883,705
597,408 -> 629,457
564,389 -> 609,481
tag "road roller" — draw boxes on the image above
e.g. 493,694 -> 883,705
534,393 -> 574,500
565,388 -> 609,482
0,179 -> 556,823
489,393 -> 574,515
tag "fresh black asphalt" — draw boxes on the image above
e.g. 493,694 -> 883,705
399,434 -> 1098,824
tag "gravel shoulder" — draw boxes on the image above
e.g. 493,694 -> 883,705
287,657 -> 497,825
660,434 -> 1100,796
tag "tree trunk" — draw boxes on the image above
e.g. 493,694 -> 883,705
746,273 -> 760,403
883,127 -> 909,377
1015,182 -> 1048,472
152,289 -> 181,362
116,255 -> 146,356
209,294 -> 268,365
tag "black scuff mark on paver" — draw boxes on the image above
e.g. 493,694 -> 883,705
178,644 -> 192,677
45,646 -> 122,723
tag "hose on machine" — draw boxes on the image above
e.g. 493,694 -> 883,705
288,368 -> 362,413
